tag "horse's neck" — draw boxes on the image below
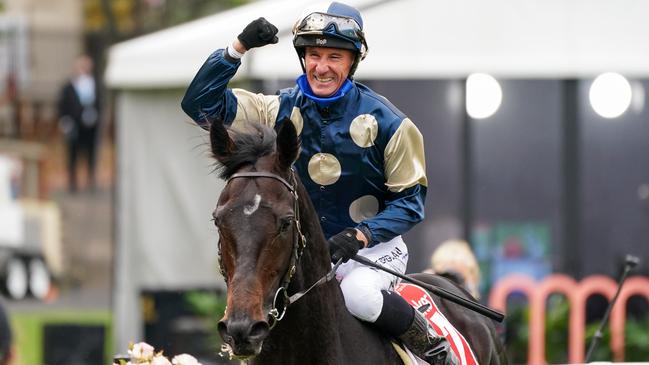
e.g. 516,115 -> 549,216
294,181 -> 332,279
260,260 -> 393,364
253,183 -> 396,364
255,185 -> 347,362
263,243 -> 352,363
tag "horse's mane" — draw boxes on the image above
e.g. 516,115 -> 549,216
212,122 -> 277,180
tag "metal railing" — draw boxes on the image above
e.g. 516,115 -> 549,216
489,274 -> 649,364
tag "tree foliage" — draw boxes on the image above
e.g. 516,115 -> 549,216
84,0 -> 253,42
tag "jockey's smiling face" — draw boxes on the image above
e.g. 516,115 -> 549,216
304,46 -> 354,97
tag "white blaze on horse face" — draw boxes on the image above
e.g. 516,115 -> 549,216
243,194 -> 262,216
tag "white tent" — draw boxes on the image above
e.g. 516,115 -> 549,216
106,0 -> 649,89
106,0 -> 649,350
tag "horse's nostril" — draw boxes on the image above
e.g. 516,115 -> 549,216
217,320 -> 231,343
249,321 -> 269,339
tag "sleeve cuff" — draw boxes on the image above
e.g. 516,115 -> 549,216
222,48 -> 241,64
356,225 -> 376,247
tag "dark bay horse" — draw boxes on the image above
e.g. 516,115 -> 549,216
208,119 -> 507,365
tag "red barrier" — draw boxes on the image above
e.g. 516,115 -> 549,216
489,274 -> 649,364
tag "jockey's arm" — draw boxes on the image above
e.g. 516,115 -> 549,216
182,17 -> 279,127
181,47 -> 279,130
356,118 -> 428,247
181,48 -> 241,128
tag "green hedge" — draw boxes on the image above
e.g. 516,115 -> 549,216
11,310 -> 112,365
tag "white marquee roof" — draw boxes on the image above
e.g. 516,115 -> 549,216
105,0 -> 649,89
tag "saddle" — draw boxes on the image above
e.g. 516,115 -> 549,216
394,283 -> 479,365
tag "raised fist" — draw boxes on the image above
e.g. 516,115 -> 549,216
237,17 -> 279,50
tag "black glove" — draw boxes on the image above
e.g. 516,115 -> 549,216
237,17 -> 279,50
328,228 -> 365,263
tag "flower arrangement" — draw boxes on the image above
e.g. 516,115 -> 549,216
114,342 -> 203,365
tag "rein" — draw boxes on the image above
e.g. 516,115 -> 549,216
219,168 -> 339,329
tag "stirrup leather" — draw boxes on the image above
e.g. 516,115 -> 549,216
399,311 -> 459,365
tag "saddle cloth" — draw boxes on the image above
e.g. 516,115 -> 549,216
395,283 -> 479,365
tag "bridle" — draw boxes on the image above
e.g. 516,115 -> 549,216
217,168 -> 307,329
217,167 -> 342,334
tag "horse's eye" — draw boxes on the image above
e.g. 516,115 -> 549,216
279,217 -> 293,233
212,214 -> 221,227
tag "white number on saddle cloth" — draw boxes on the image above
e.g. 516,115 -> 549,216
395,283 -> 479,365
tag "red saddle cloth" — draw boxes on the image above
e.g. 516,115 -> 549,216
395,283 -> 479,365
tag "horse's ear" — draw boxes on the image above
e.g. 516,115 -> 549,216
276,118 -> 300,170
209,118 -> 235,162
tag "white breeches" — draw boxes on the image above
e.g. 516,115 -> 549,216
335,235 -> 409,322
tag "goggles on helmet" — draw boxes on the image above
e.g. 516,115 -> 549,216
293,12 -> 368,59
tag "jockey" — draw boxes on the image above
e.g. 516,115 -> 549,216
181,2 -> 456,364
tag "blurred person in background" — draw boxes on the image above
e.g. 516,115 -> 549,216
57,54 -> 101,193
181,2 -> 460,364
427,239 -> 481,300
0,300 -> 13,365
0,74 -> 17,136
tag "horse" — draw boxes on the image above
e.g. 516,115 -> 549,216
208,118 -> 508,365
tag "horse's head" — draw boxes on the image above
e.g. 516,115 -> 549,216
210,119 -> 301,358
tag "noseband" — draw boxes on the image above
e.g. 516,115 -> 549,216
218,168 -> 306,328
